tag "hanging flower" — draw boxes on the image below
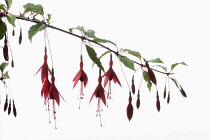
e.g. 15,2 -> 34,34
90,69 -> 106,126
35,53 -> 48,83
73,57 -> 88,108
46,69 -> 65,129
102,54 -> 121,101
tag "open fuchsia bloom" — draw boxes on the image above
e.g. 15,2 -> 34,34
102,54 -> 121,102
90,70 -> 106,126
73,58 -> 88,108
36,51 -> 64,129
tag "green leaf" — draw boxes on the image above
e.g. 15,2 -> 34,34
0,20 -> 7,40
28,23 -> 46,42
143,71 -> 152,91
180,86 -> 187,98
46,14 -> 52,24
6,15 -> 16,27
170,78 -> 187,97
170,78 -> 179,88
122,49 -> 141,58
92,51 -> 110,67
0,62 -> 9,73
93,38 -> 116,46
5,0 -> 12,8
83,29 -> 97,38
85,45 -> 105,72
171,62 -> 187,71
153,65 -> 167,72
0,4 -> 6,11
23,3 -> 44,15
69,26 -> 85,33
148,57 -> 164,63
3,71 -> 10,79
119,55 -> 135,71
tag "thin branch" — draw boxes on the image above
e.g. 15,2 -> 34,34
9,14 -> 173,76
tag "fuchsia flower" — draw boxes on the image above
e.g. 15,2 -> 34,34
35,54 -> 48,83
36,52 -> 64,129
102,55 -> 121,100
90,70 -> 106,126
73,59 -> 88,103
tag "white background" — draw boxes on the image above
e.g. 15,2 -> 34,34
1,0 -> 210,139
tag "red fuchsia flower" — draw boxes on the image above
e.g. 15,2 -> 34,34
90,70 -> 106,126
102,54 -> 121,101
48,69 -> 65,128
73,57 -> 88,108
35,53 -> 48,83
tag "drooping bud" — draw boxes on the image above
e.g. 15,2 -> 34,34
19,28 -> 22,45
13,100 -> 17,117
136,90 -> 140,109
3,35 -> 9,61
156,91 -> 160,112
4,95 -> 8,112
12,28 -> 15,36
8,99 -> 11,115
127,94 -> 133,121
131,76 -> 135,94
163,85 -> 166,99
167,91 -> 170,104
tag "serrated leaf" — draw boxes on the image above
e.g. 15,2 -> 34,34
143,71 -> 152,91
85,45 -> 105,72
6,15 -> 16,27
154,65 -> 167,72
119,55 -> 135,71
3,71 -> 10,78
93,38 -> 116,46
122,49 -> 141,58
23,3 -> 44,15
0,20 -> 7,40
92,51 -> 110,67
0,62 -> 9,73
28,23 -> 46,42
171,62 -> 187,71
148,57 -> 164,63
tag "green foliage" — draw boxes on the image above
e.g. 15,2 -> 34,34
143,71 -> 152,91
153,65 -> 167,72
0,62 -> 9,73
92,51 -> 110,67
69,26 -> 116,46
3,71 -> 10,78
93,38 -> 116,46
6,15 -> 16,27
28,23 -> 46,42
0,4 -> 6,11
119,55 -> 135,71
171,62 -> 187,71
122,49 -> 141,58
0,20 -> 7,40
4,0 -> 12,9
170,78 -> 187,97
148,57 -> 164,63
23,3 -> 44,16
85,45 -> 105,72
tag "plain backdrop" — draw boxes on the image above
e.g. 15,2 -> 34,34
1,0 -> 210,140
